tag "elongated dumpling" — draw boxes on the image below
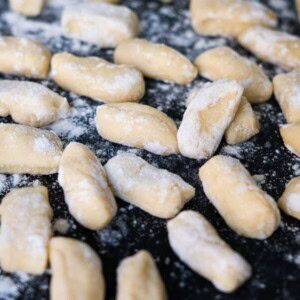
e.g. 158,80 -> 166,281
0,36 -> 51,79
167,211 -> 252,293
114,39 -> 197,85
9,0 -> 45,16
50,237 -> 105,300
0,80 -> 69,127
96,103 -> 179,155
194,47 -> 272,103
58,142 -> 117,230
117,250 -> 167,300
238,26 -> 300,71
51,52 -> 145,103
105,153 -> 195,218
190,0 -> 277,38
0,186 -> 52,274
177,80 -> 243,159
280,123 -> 300,156
0,123 -> 63,174
199,155 -> 280,239
62,3 -> 139,48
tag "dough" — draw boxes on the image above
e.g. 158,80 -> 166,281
0,186 -> 52,274
280,123 -> 300,156
9,0 -> 45,16
0,80 -> 69,127
167,210 -> 252,293
114,38 -> 197,85
105,153 -> 195,218
58,142 -> 117,230
51,52 -> 145,103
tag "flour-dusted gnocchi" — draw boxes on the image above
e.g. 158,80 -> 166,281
51,52 -> 145,103
9,0 -> 45,16
190,0 -> 277,38
0,124 -> 63,174
167,211 -> 252,293
50,237 -> 105,300
62,3 -> 139,48
194,47 -> 272,103
0,80 -> 69,127
105,153 -> 195,218
238,26 -> 300,71
177,80 -> 243,159
280,123 -> 300,156
114,39 -> 197,85
273,70 -> 300,124
225,97 -> 260,145
199,155 -> 280,239
96,103 -> 179,155
58,142 -> 117,230
0,186 -> 52,274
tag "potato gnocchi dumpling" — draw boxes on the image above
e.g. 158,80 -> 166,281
9,0 -> 45,16
280,123 -> 300,156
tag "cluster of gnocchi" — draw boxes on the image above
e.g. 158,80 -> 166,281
1,0 -> 300,298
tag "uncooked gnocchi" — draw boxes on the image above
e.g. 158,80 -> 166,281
194,47 -> 272,103
0,186 -> 52,274
167,211 -> 252,293
9,0 -> 45,16
58,142 -> 117,230
50,237 -> 105,300
51,52 -> 145,103
280,123 -> 300,156
114,39 -> 197,85
105,153 -> 195,218
116,250 -> 167,300
96,103 -> 179,155
0,123 -> 63,174
62,3 -> 139,48
0,80 -> 69,127
190,0 -> 277,38
199,155 -> 280,239
177,80 -> 243,159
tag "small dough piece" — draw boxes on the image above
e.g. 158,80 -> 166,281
117,250 -> 167,300
58,142 -> 117,230
50,237 -> 105,300
9,0 -> 45,16
273,70 -> 300,123
0,80 -> 69,127
167,211 -> 252,293
194,47 -> 272,103
177,80 -> 243,159
51,52 -> 145,103
190,0 -> 277,38
280,123 -> 300,156
105,153 -> 195,218
115,38 -> 197,85
0,123 -> 63,174
62,3 -> 139,48
96,103 -> 179,155
225,97 -> 260,144
199,155 -> 280,239
0,36 -> 51,79
0,186 -> 52,274
238,26 -> 300,71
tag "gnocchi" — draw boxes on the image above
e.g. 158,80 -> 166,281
280,123 -> 300,156
9,0 -> 45,16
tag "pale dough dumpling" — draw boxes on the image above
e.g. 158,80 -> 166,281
58,142 -> 117,230
62,3 -> 139,48
51,52 -> 145,103
105,153 -> 195,218
199,155 -> 281,239
177,80 -> 243,159
0,186 -> 52,274
280,123 -> 300,156
0,123 -> 63,174
238,26 -> 300,71
0,36 -> 51,79
0,80 -> 69,127
9,0 -> 45,16
273,70 -> 300,124
167,211 -> 252,293
50,237 -> 105,300
96,103 -> 179,155
117,250 -> 167,300
190,0 -> 277,38
194,47 -> 272,103
114,39 -> 197,85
